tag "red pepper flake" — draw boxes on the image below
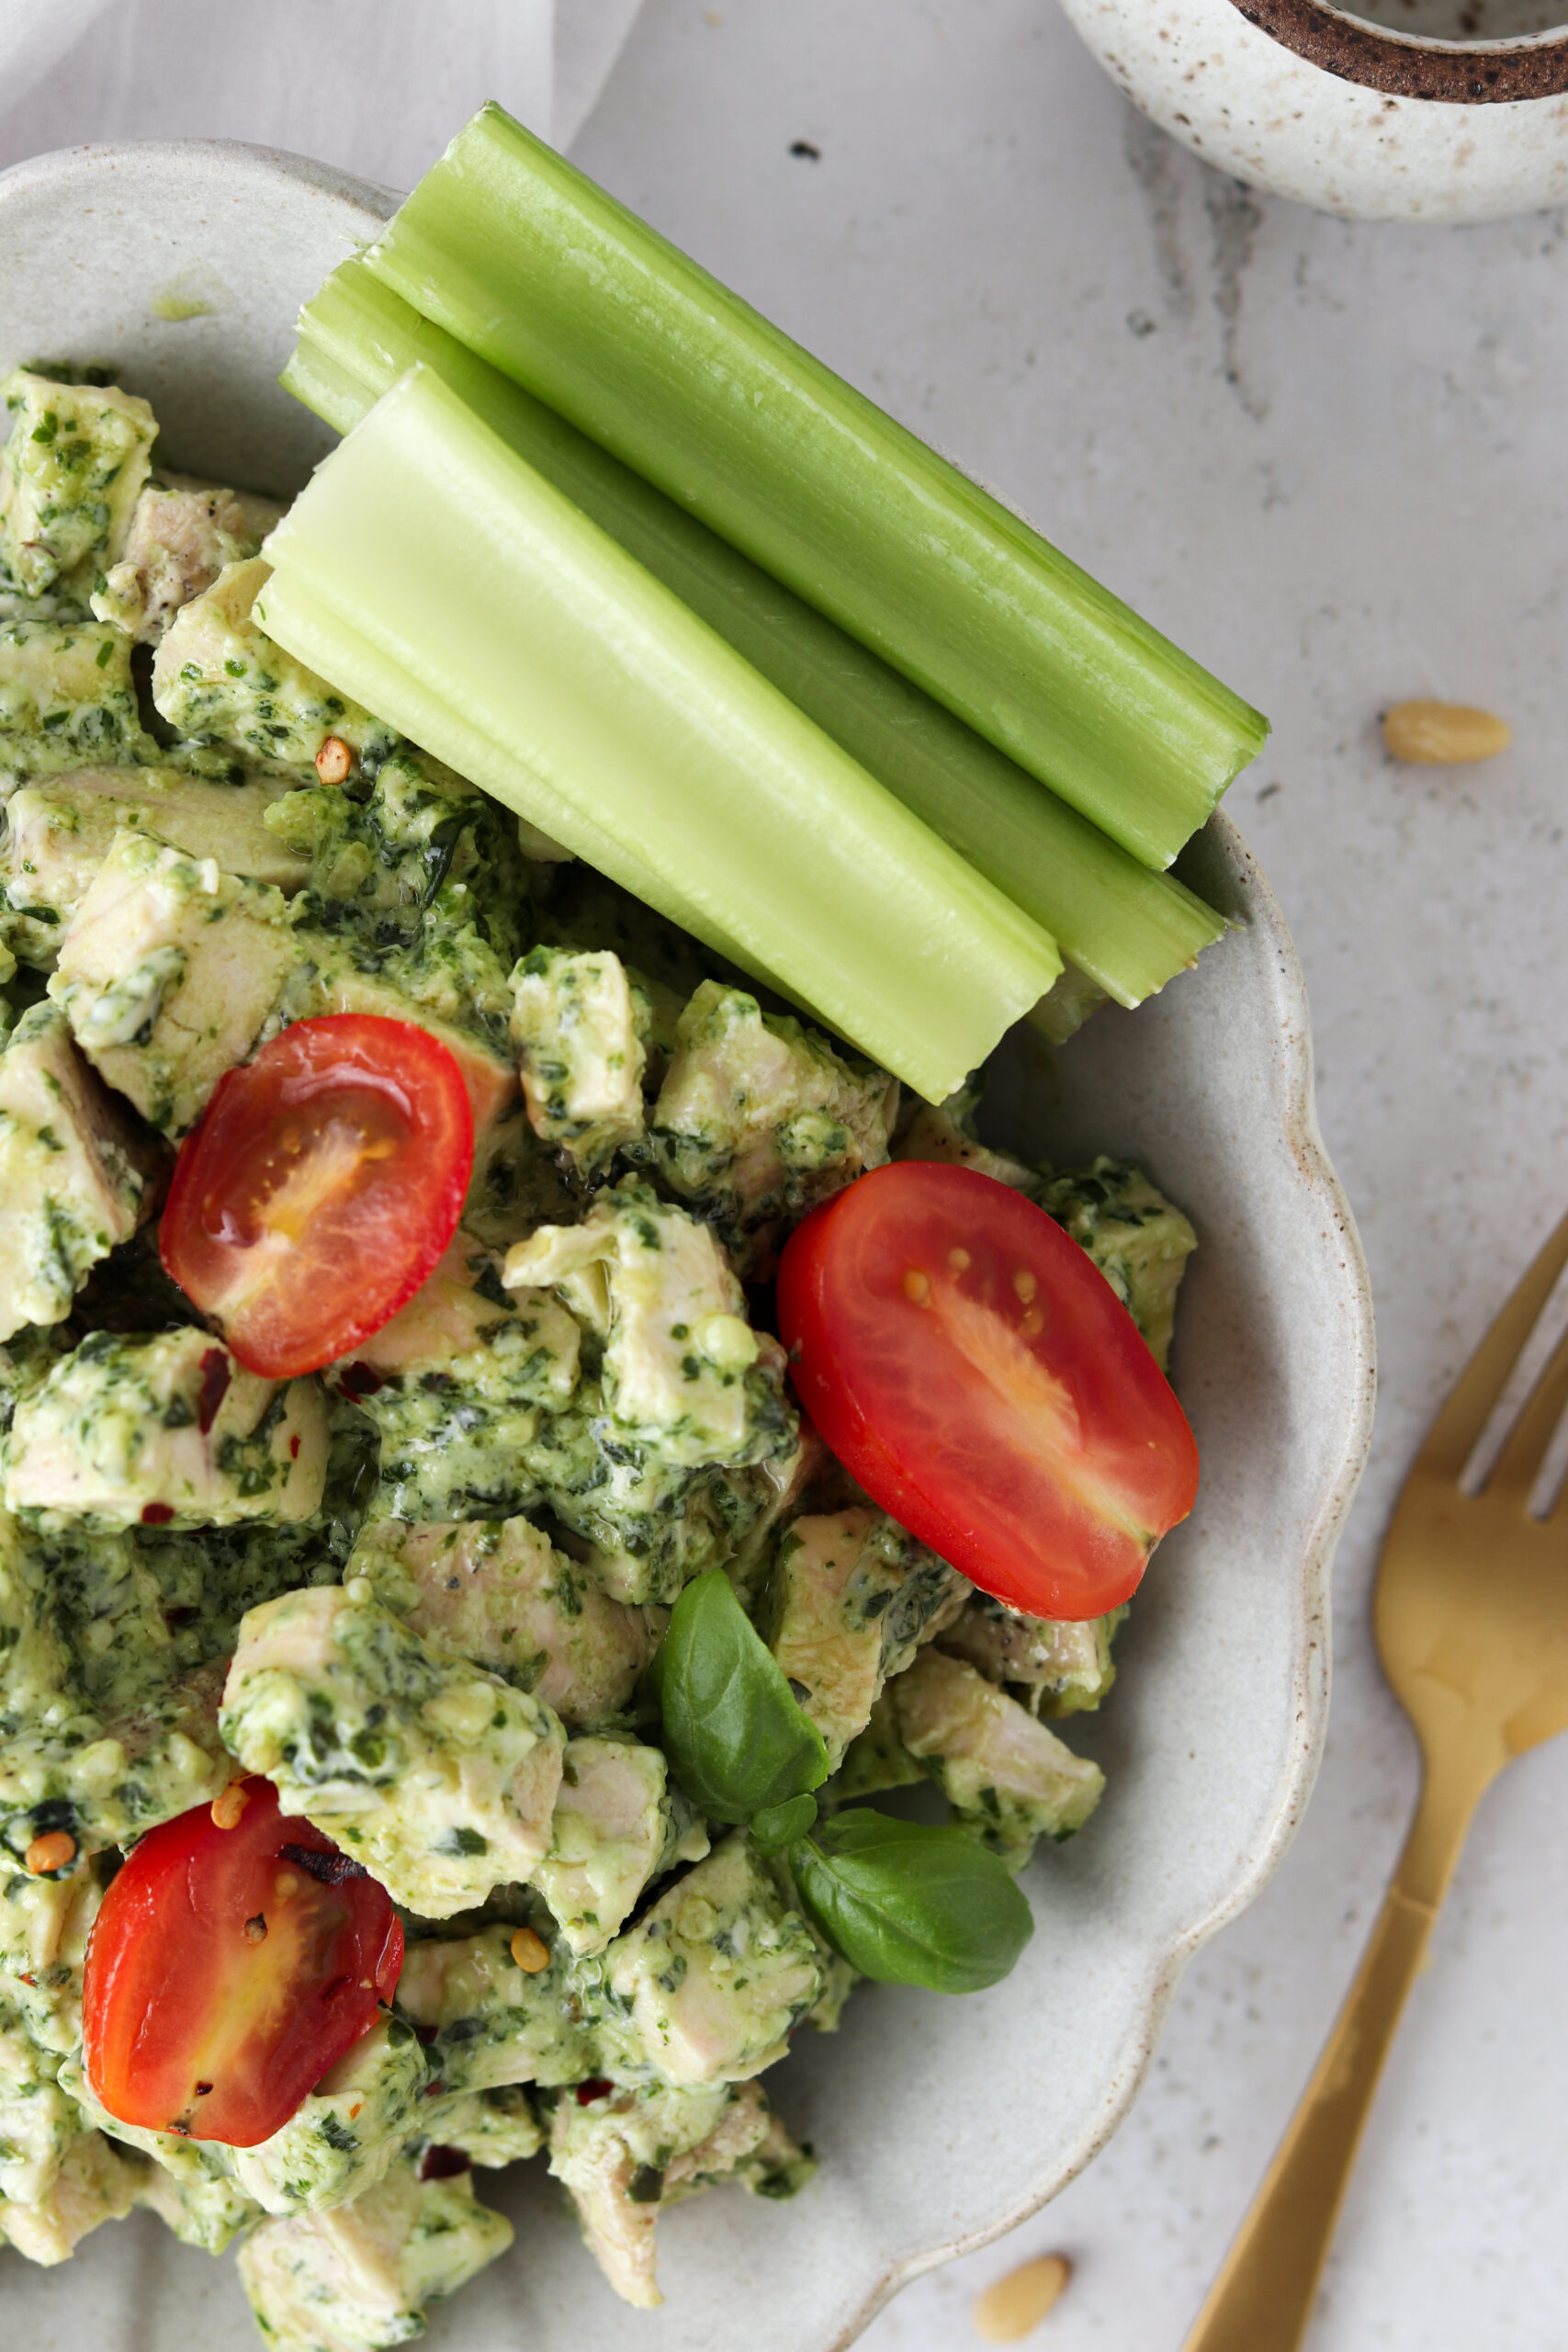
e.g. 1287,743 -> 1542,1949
197,1348 -> 232,1436
279,1843 -> 368,1888
420,2144 -> 471,2181
575,2078 -> 614,2106
141,1502 -> 175,1526
289,1435 -> 300,1459
334,1362 -> 384,1402
314,735 -> 354,786
195,2082 -> 213,2097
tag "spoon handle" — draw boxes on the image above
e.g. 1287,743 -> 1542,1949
1179,1767 -> 1481,2352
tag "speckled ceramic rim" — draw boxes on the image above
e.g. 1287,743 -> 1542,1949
1230,0 -> 1568,97
835,815 -> 1377,2348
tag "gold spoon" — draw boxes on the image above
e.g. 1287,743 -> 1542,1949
1182,1205 -> 1568,2352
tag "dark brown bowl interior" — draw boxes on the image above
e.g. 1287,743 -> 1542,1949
1229,0 -> 1568,95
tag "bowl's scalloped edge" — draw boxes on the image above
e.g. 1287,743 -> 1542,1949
832,813 -> 1377,2346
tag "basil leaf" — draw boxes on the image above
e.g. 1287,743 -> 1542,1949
790,1808 -> 1033,1995
649,1570 -> 829,1825
750,1793 -> 818,1855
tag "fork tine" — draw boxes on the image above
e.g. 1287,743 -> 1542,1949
1417,1205 -> 1568,1484
1486,1321 -> 1568,1506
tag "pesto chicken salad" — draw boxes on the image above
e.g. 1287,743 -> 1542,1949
0,356 -> 1212,2347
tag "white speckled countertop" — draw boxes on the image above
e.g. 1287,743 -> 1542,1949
4,3 -> 1566,2344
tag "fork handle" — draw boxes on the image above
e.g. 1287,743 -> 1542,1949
1179,1764 -> 1484,2352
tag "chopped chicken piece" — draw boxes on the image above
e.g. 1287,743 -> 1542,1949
237,2152 -> 512,2352
547,2079 -> 773,2309
891,1648 -> 1104,1865
93,478 -> 283,640
603,1833 -> 822,2087
49,826 -> 295,1135
511,944 -> 649,1177
5,1329 -> 328,1529
533,1736 -> 705,1957
768,1507 -> 969,1766
0,1002 -> 162,1343
220,1586 -> 566,1917
0,2127 -> 139,2265
347,1514 -> 653,1729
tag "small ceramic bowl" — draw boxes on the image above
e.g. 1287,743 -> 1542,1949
1059,0 -> 1568,220
0,141 -> 1375,2352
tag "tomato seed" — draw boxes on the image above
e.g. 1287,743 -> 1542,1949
902,1269 -> 931,1305
511,1927 -> 550,1973
211,1781 -> 251,1830
244,1913 -> 267,1942
275,1871 -> 302,1899
1012,1269 -> 1038,1304
1021,1308 -> 1044,1339
948,1248 -> 971,1272
24,1830 -> 76,1876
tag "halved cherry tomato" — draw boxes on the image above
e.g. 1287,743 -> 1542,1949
161,1014 -> 473,1379
776,1160 -> 1199,1620
82,1777 -> 402,2147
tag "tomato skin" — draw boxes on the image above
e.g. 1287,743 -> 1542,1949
161,1014 -> 473,1379
776,1161 -> 1199,1621
82,1778 -> 402,2148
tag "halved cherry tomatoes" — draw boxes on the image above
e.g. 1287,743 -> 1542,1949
777,1160 -> 1199,1620
82,1777 -> 402,2147
161,1014 -> 473,1379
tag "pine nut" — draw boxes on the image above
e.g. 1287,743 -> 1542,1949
972,2254 -> 1072,2343
1382,700 -> 1510,765
24,1830 -> 76,1877
511,1927 -> 550,1973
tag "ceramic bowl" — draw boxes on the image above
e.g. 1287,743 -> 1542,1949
0,141 -> 1375,2352
1059,0 -> 1568,221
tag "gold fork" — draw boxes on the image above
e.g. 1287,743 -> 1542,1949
1181,1205 -> 1568,2352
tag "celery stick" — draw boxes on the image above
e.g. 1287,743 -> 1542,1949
360,104 -> 1268,872
285,266 -> 1224,1006
259,368 -> 1061,1102
250,568 -> 795,1001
